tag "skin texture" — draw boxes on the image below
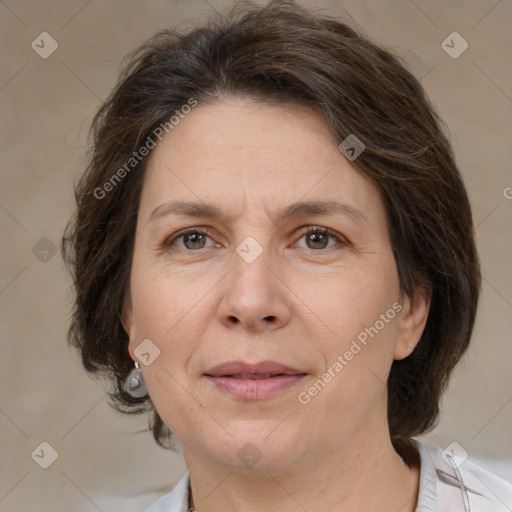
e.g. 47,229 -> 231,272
123,96 -> 431,512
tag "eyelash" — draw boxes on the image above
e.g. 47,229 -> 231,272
163,226 -> 346,253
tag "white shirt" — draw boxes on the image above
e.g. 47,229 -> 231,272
145,440 -> 512,511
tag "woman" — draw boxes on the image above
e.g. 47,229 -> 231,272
61,1 -> 512,510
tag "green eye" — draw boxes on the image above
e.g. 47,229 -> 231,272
295,227 -> 343,250
165,228 -> 216,251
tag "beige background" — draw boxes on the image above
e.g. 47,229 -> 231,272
1,0 -> 511,510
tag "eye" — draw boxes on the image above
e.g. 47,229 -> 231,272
164,228 -> 217,251
294,226 -> 344,250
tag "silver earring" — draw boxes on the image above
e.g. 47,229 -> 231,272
123,362 -> 147,398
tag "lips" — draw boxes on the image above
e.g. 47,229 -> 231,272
229,374 -> 277,380
204,361 -> 307,400
204,361 -> 305,378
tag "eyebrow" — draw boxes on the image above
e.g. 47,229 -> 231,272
148,200 -> 368,226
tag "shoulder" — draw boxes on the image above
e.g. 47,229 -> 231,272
144,471 -> 190,512
414,438 -> 512,511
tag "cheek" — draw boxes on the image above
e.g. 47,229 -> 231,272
127,273 -> 195,391
130,264 -> 210,339
293,260 -> 399,345
297,260 -> 401,400
128,270 -> 208,434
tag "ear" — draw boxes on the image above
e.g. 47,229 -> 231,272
394,285 -> 432,360
121,295 -> 137,361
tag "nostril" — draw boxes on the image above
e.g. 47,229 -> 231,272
264,316 -> 276,322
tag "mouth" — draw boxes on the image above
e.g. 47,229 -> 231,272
219,373 -> 293,379
204,361 -> 307,400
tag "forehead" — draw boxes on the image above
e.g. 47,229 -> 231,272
139,97 -> 383,224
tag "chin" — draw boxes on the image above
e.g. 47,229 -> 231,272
202,426 -> 307,473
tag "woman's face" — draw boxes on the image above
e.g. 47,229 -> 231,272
124,96 -> 429,472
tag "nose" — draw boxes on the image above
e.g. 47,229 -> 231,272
217,248 -> 292,332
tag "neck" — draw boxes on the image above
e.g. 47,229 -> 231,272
183,416 -> 420,512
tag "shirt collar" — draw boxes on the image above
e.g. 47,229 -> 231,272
412,439 -> 437,512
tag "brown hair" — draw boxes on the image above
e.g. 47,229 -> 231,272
61,0 -> 481,455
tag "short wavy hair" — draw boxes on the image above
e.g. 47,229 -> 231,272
62,0 -> 481,455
